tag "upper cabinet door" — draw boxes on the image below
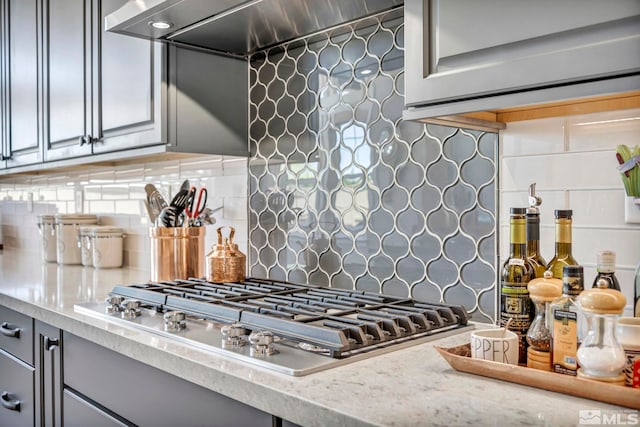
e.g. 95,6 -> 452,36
43,0 -> 92,161
4,0 -> 43,168
90,0 -> 165,154
405,0 -> 640,110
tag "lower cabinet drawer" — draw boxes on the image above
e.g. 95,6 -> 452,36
0,305 -> 34,365
63,389 -> 131,427
0,349 -> 34,427
63,333 -> 273,426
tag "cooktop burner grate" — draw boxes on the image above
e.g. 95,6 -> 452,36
106,277 -> 469,358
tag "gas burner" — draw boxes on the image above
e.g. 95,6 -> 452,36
249,331 -> 278,357
121,299 -> 141,318
105,296 -> 124,314
164,311 -> 186,331
221,323 -> 248,348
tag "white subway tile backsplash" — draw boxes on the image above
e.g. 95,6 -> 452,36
501,108 -> 640,290
500,117 -> 565,157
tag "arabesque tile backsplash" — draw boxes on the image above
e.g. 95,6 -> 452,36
248,9 -> 498,322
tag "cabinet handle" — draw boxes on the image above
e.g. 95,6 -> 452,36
0,155 -> 11,161
78,136 -> 87,146
43,336 -> 59,351
0,322 -> 20,338
87,135 -> 102,145
0,391 -> 20,412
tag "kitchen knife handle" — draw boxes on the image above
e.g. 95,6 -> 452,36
43,336 -> 59,351
0,391 -> 20,412
0,322 -> 20,338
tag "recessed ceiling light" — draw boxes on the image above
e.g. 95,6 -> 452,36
149,21 -> 172,29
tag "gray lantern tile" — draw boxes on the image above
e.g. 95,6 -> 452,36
248,9 -> 497,322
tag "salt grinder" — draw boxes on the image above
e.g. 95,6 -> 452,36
576,288 -> 627,385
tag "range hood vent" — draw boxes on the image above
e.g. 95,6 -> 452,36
106,0 -> 403,55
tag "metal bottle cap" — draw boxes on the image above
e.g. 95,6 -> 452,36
555,209 -> 573,219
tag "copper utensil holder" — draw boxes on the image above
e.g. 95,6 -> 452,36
149,227 -> 205,281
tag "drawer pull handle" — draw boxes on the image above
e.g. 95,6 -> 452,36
44,336 -> 59,351
0,322 -> 20,338
1,391 -> 20,412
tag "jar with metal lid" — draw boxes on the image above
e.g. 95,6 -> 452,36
91,226 -> 125,268
37,214 -> 58,263
54,214 -> 98,265
78,226 -> 94,267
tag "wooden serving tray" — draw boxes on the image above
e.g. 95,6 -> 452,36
436,344 -> 640,410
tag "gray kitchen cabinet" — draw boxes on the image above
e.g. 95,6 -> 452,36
0,349 -> 35,427
0,306 -> 63,427
404,0 -> 640,118
1,0 -> 43,168
63,389 -> 130,427
63,332 -> 274,426
42,0 -> 92,162
34,320 -> 62,427
89,0 -> 164,155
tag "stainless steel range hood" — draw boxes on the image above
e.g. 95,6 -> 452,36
106,0 -> 403,55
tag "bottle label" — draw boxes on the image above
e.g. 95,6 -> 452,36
552,309 -> 578,375
508,259 -> 525,267
500,286 -> 533,331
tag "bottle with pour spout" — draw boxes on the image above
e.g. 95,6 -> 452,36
206,226 -> 246,283
526,183 -> 546,278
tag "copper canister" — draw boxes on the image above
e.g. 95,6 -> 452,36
206,226 -> 246,283
149,226 -> 205,282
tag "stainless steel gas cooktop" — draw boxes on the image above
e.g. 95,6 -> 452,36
75,277 -> 473,376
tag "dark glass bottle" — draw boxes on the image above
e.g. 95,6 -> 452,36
500,208 -> 535,364
591,250 -> 621,291
546,210 -> 578,279
526,210 -> 547,278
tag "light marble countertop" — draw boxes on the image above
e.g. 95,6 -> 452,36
0,251 -> 630,427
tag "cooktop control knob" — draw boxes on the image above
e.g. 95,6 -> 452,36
249,331 -> 279,357
221,323 -> 248,348
121,299 -> 141,318
105,295 -> 124,314
163,311 -> 186,331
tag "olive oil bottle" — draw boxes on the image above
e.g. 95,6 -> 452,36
526,183 -> 546,278
546,210 -> 578,279
500,208 -> 535,364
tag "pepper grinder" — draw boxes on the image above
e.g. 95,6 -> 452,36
526,270 -> 562,371
576,288 -> 627,385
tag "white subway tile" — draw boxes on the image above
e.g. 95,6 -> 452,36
222,196 -> 248,221
114,200 -> 143,215
101,184 -> 130,200
568,189 -> 627,227
501,117 -> 565,157
502,151 -> 624,191
567,108 -> 640,152
57,188 -> 75,201
572,227 -> 640,268
89,201 -> 115,214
